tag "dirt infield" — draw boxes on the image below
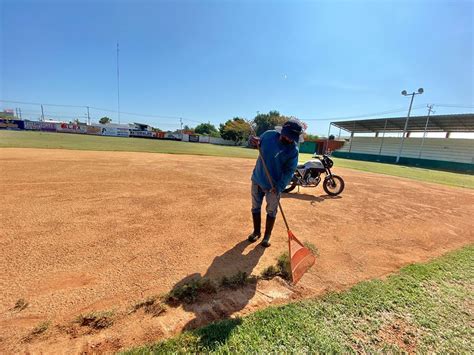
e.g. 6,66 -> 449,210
1,148 -> 473,353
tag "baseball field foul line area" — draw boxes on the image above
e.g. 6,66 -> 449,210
0,148 -> 473,353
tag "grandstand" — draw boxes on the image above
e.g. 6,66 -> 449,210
331,113 -> 474,173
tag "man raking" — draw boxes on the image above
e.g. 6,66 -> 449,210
248,120 -> 303,247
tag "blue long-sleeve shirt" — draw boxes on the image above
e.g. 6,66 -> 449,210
251,130 -> 299,193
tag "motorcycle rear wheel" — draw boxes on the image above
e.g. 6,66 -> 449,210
323,175 -> 345,196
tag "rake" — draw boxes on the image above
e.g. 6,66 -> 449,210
256,140 -> 315,284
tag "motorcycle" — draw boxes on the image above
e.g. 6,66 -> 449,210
283,154 -> 345,196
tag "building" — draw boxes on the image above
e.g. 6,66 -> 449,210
329,113 -> 474,173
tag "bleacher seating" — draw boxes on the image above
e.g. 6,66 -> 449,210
338,137 -> 474,164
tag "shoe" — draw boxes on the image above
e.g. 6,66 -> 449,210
247,213 -> 261,242
260,215 -> 276,248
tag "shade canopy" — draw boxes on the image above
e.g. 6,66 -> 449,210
331,113 -> 474,133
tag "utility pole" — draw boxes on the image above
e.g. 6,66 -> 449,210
41,104 -> 45,121
15,108 -> 19,118
116,42 -> 121,124
418,104 -> 435,159
180,118 -> 183,137
19,108 -> 22,119
86,106 -> 91,125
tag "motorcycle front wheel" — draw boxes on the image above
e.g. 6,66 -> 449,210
323,175 -> 345,196
283,178 -> 298,193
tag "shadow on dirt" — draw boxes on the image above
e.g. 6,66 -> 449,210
282,193 -> 342,203
167,240 -> 265,346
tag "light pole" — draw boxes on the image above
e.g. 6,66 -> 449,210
116,42 -> 121,124
396,88 -> 424,163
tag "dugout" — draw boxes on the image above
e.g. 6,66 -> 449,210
329,113 -> 474,173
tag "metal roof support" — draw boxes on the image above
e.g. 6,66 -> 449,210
348,121 -> 355,152
378,119 -> 388,156
325,123 -> 332,153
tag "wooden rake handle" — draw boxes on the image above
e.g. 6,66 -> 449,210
256,145 -> 291,232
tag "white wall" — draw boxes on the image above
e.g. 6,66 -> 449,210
179,133 -> 239,145
339,137 -> 474,164
209,136 -> 239,146
199,135 -> 210,143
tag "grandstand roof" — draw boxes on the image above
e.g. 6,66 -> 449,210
331,113 -> 474,133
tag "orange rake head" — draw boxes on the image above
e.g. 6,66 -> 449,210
287,230 -> 316,284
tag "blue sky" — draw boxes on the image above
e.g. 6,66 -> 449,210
1,0 -> 473,134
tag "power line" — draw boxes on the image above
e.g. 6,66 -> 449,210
0,99 -> 85,108
2,98 -> 472,126
434,104 -> 474,109
0,99 -> 208,124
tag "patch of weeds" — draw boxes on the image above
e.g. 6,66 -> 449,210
276,252 -> 291,281
132,295 -> 167,317
260,265 -> 279,280
260,252 -> 292,281
303,241 -> 320,257
31,321 -> 50,335
133,296 -> 158,311
22,321 -> 51,342
220,271 -> 251,289
76,311 -> 114,329
166,278 -> 217,304
12,298 -> 28,312
145,302 -> 166,317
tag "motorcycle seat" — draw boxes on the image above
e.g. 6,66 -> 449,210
297,164 -> 305,169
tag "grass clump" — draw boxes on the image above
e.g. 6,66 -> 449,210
220,271 -> 253,289
260,252 -> 292,281
303,241 -> 320,256
166,278 -> 217,304
76,310 -> 115,329
276,252 -> 291,280
31,321 -> 50,336
166,271 -> 258,305
260,265 -> 279,279
22,321 -> 51,342
260,245 -> 317,281
12,298 -> 28,312
132,296 -> 166,317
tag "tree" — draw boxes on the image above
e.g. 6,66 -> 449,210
304,133 -> 319,141
99,116 -> 112,124
253,110 -> 288,136
195,123 -> 218,136
183,125 -> 195,133
219,117 -> 251,145
71,118 -> 86,125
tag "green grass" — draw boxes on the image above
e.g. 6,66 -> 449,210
124,245 -> 474,353
0,130 -> 259,159
332,157 -> 474,189
1,130 -> 473,189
